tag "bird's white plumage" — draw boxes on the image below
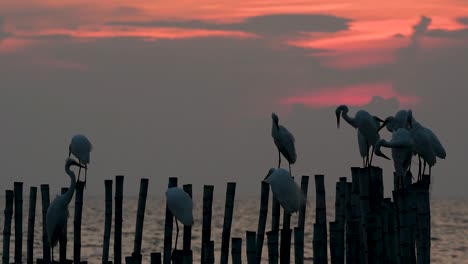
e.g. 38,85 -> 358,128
265,168 -> 305,214
69,134 -> 92,164
166,187 -> 194,226
271,113 -> 297,165
375,128 -> 414,179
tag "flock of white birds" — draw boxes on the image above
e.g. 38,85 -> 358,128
44,105 -> 446,260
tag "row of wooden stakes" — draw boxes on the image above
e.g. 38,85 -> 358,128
1,166 -> 431,264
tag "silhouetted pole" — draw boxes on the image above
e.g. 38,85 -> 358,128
74,181 -> 85,263
14,182 -> 23,264
40,184 -> 51,262
2,190 -> 14,264
59,187 -> 69,263
246,231 -> 257,264
150,252 -> 162,264
280,211 -> 292,264
163,177 -> 177,264
220,182 -> 236,264
296,176 -> 309,263
294,227 -> 304,264
256,181 -> 269,264
130,178 -> 148,264
114,175 -> 124,264
358,168 -> 370,264
182,184 -> 193,264
102,180 -> 113,264
203,240 -> 215,264
26,187 -> 37,264
266,231 -> 279,264
231,237 -> 242,264
201,185 -> 214,263
313,174 -> 328,264
416,175 -> 431,264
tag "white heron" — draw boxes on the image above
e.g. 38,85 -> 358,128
46,158 -> 85,262
166,187 -> 194,254
68,134 -> 92,184
264,168 -> 305,214
271,112 -> 297,176
335,105 -> 384,167
375,128 -> 414,188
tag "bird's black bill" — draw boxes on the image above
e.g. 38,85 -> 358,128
379,152 -> 391,160
336,113 -> 340,128
378,119 -> 388,132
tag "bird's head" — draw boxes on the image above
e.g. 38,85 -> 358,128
379,116 -> 395,133
335,105 -> 348,128
271,112 -> 279,124
264,168 -> 276,181
374,140 -> 391,160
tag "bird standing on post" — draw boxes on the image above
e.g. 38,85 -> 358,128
68,134 -> 92,184
335,105 -> 384,167
46,158 -> 85,262
271,112 -> 297,176
166,187 -> 194,256
264,168 -> 305,214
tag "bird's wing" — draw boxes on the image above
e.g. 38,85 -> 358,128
277,126 -> 297,164
425,128 -> 446,158
357,130 -> 368,158
389,129 -> 413,149
70,135 -> 92,164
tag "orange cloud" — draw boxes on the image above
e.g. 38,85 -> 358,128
280,83 -> 420,108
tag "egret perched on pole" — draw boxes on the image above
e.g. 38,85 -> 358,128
264,168 -> 305,214
375,128 -> 414,188
166,187 -> 194,256
335,105 -> 384,167
46,158 -> 85,262
68,134 -> 92,184
271,112 -> 297,176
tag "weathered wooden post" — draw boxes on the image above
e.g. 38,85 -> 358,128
280,212 -> 292,264
246,231 -> 257,264
2,190 -> 14,264
203,241 -> 215,263
163,177 -> 177,264
130,178 -> 149,264
256,181 -> 269,264
26,187 -> 37,264
296,176 -> 309,263
313,174 -> 328,264
294,227 -> 304,264
114,175 -> 125,264
150,252 -> 162,264
74,180 -> 86,264
358,168 -> 370,264
201,185 -> 214,263
416,175 -> 431,264
266,230 -> 279,264
329,221 -> 339,264
347,168 -> 361,264
59,187 -> 69,263
220,182 -> 236,264
40,184 -> 51,263
369,167 -> 383,211
332,177 -> 346,264
366,213 -> 383,264
231,237 -> 242,264
182,184 -> 193,264
102,180 -> 113,264
14,182 -> 23,264
394,189 -> 412,264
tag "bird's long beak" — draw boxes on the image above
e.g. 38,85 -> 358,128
336,112 -> 340,128
378,119 -> 388,132
380,152 -> 391,160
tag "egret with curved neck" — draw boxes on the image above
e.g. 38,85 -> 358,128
46,158 -> 85,262
68,134 -> 92,185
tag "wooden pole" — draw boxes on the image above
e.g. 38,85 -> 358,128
40,184 -> 51,262
266,231 -> 279,264
416,175 -> 431,264
329,221 -> 338,264
294,227 -> 304,264
366,213 -> 383,264
182,184 -> 193,264
201,185 -> 214,263
59,187 -> 69,263
313,174 -> 328,264
246,231 -> 257,264
2,190 -> 14,264
394,189 -> 412,264
14,182 -> 23,264
297,175 -> 309,263
220,182 -> 236,264
114,175 -> 125,264
271,196 -> 280,231
280,212 -> 292,264
163,177 -> 178,264
358,168 -> 370,264
74,181 -> 85,263
26,187 -> 37,264
102,180 -> 113,264
150,252 -> 162,264
231,237 -> 242,264
256,181 -> 269,264
203,241 -> 215,264
133,178 -> 149,263
369,167 -> 383,211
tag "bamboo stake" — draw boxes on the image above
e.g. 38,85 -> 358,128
40,184 -> 51,262
133,178 -> 149,261
150,252 -> 162,264
102,180 -> 113,264
294,227 -> 304,264
163,177 -> 178,264
231,237 -> 242,264
27,187 -> 37,264
114,175 -> 125,264
201,185 -> 214,263
2,190 -> 14,264
182,184 -> 193,264
256,181 -> 269,264
221,182 -> 236,264
246,231 -> 257,264
313,174 -> 328,264
266,231 -> 279,264
14,182 -> 23,264
74,180 -> 86,263
59,187 -> 69,263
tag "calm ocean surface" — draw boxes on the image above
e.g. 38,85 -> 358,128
0,196 -> 467,263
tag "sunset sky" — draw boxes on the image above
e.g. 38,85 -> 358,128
1,0 -> 467,197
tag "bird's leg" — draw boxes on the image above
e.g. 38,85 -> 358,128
289,163 -> 292,177
363,157 -> 366,168
171,218 -> 180,260
429,166 -> 432,177
84,165 -> 88,188
418,155 -> 422,180
78,161 -> 82,182
365,146 -> 370,167
278,151 -> 281,168
369,145 -> 375,167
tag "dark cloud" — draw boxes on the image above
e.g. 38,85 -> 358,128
426,28 -> 468,38
107,14 -> 351,35
0,17 -> 12,40
456,17 -> 468,25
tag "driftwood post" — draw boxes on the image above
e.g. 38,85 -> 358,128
102,180 -> 113,264
59,187 -> 69,263
14,182 -> 23,264
131,178 -> 149,264
27,187 -> 37,264
2,190 -> 14,264
266,231 -> 279,264
182,184 -> 193,264
115,175 -> 125,264
231,237 -> 242,264
163,177 -> 178,264
40,184 -> 51,262
74,181 -> 86,263
313,174 -> 328,264
256,181 -> 269,264
220,182 -> 236,264
201,185 -> 214,263
246,231 -> 257,264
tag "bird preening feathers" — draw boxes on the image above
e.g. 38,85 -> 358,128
68,134 -> 92,185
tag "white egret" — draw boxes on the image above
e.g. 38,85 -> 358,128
166,187 -> 194,254
375,128 -> 414,188
264,168 -> 305,214
68,134 -> 92,183
335,105 -> 384,167
271,113 -> 297,175
46,158 -> 85,262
